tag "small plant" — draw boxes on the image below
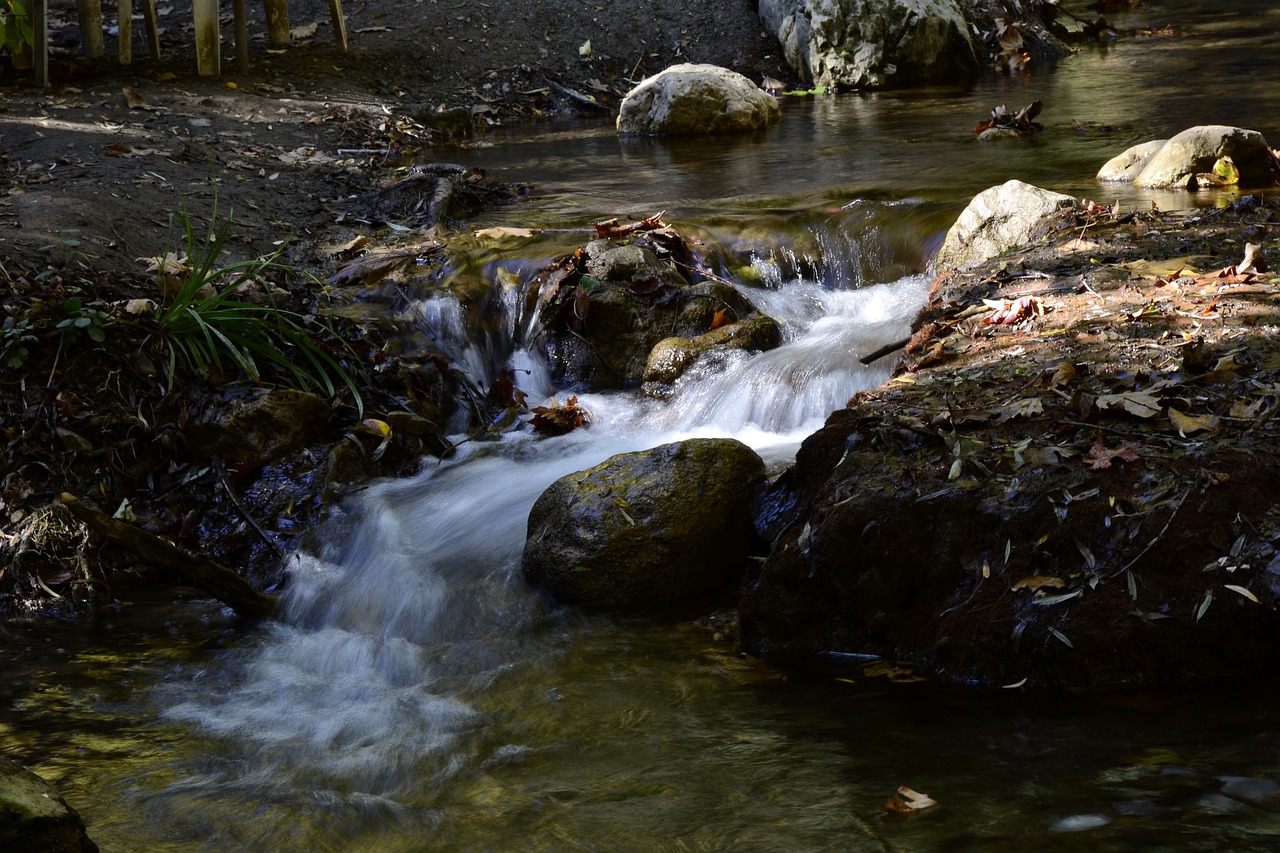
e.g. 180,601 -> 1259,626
1,0 -> 36,59
145,204 -> 363,413
56,298 -> 112,347
1,315 -> 38,369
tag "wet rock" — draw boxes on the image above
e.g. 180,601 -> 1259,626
1097,126 -> 1279,189
643,312 -> 782,387
0,756 -> 98,853
1096,139 -> 1167,183
616,63 -> 780,135
934,180 -> 1077,271
758,0 -> 976,90
542,237 -> 769,389
185,389 -> 332,465
522,438 -> 766,608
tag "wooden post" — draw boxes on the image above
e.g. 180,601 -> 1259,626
264,0 -> 289,47
327,0 -> 347,53
233,0 -> 249,72
76,0 -> 103,57
141,0 -> 160,60
192,0 -> 220,76
118,0 -> 132,64
33,0 -> 48,87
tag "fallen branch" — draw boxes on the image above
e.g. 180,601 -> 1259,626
57,493 -> 278,619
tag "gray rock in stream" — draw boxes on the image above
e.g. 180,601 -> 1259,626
522,438 -> 765,608
934,180 -> 1077,272
616,64 -> 780,135
0,756 -> 98,853
758,0 -> 976,90
1096,125 -> 1279,190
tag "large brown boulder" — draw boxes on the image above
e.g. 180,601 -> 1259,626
522,439 -> 766,608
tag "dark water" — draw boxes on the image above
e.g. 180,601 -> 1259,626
5,3 -> 1280,851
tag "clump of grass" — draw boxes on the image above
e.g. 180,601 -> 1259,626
144,203 -> 363,414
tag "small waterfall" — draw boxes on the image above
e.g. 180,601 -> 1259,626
152,203 -> 933,821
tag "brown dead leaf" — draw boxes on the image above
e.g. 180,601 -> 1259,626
122,85 -> 148,109
709,308 -> 732,330
1229,397 -> 1267,420
1048,361 -> 1078,389
994,397 -> 1044,422
1085,441 -> 1140,469
322,235 -> 373,256
529,396 -> 592,435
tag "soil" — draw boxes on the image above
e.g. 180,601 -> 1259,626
2,0 -> 1279,688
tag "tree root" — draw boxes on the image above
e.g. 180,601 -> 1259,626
57,493 -> 278,620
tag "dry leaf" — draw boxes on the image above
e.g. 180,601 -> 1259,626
322,235 -> 373,256
1085,441 -> 1140,469
1168,407 -> 1220,436
1048,362 -> 1078,389
1011,575 -> 1066,592
475,226 -> 534,240
994,397 -> 1044,422
884,786 -> 938,814
1224,584 -> 1259,603
709,308 -> 731,330
122,85 -> 147,108
1229,397 -> 1267,419
1094,391 -> 1162,418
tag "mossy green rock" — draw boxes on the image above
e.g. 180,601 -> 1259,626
0,757 -> 98,853
522,438 -> 765,607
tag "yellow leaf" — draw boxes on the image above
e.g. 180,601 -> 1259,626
1011,575 -> 1066,592
475,226 -> 534,240
356,418 -> 392,438
1168,407 -> 1220,437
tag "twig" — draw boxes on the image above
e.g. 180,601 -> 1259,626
1112,488 -> 1190,577
215,458 -> 285,558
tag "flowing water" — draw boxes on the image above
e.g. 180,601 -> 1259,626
5,3 -> 1280,850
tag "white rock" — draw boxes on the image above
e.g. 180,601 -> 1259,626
616,63 -> 781,135
935,180 -> 1077,271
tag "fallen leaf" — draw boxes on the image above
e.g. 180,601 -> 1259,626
1195,589 -> 1213,621
994,397 -> 1044,422
709,308 -> 731,330
1168,407 -> 1220,436
1011,575 -> 1066,592
475,226 -> 534,240
529,395 -> 592,435
884,786 -> 938,814
1049,627 -> 1073,647
322,235 -> 373,256
983,295 -> 1043,325
1229,397 -> 1267,419
1224,584 -> 1259,603
1032,590 -> 1081,606
122,85 -> 147,109
1094,391 -> 1162,418
1085,441 -> 1140,469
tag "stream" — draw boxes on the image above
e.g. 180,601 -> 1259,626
5,2 -> 1280,850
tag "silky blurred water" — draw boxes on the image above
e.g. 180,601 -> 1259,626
4,3 -> 1280,850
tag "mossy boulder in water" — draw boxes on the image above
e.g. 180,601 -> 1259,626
0,757 -> 98,853
522,438 -> 765,608
541,237 -> 775,390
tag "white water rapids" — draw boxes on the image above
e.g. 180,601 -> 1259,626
154,224 -> 932,819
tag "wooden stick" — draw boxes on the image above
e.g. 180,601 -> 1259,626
58,493 -> 278,619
